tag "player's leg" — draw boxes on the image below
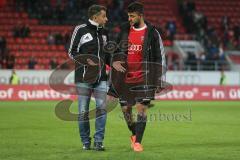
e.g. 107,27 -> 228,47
120,100 -> 136,136
133,99 -> 150,152
120,99 -> 137,148
135,101 -> 148,143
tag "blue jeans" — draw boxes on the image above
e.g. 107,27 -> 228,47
77,81 -> 108,144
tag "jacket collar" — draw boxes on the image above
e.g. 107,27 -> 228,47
87,19 -> 103,31
89,19 -> 99,27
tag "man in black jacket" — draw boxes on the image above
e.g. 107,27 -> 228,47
111,2 -> 166,152
68,4 -> 109,151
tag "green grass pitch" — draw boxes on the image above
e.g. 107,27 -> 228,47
0,100 -> 240,160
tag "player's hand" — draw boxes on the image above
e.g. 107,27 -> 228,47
112,61 -> 126,72
87,58 -> 98,66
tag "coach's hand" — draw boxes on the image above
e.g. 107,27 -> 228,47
112,61 -> 126,72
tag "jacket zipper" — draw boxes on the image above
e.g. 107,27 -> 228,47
83,66 -> 86,79
96,30 -> 101,82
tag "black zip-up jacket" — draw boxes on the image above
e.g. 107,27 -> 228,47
111,21 -> 166,90
68,20 -> 110,83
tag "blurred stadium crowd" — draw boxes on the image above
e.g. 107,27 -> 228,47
0,0 -> 239,70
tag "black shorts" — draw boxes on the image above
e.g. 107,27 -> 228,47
118,82 -> 155,107
119,98 -> 151,107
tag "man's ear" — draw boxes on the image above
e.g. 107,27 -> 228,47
93,15 -> 97,21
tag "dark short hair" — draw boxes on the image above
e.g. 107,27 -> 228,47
127,1 -> 144,14
88,5 -> 106,19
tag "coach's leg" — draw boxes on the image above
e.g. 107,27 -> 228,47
77,83 -> 92,147
93,81 -> 108,148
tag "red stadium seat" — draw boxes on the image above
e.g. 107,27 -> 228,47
1,0 -> 239,70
